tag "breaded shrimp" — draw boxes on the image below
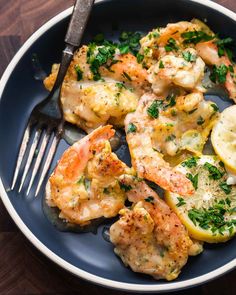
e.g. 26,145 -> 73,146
47,125 -> 132,225
125,92 -> 218,195
110,177 -> 193,281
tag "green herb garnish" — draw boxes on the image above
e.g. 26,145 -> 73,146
188,199 -> 236,235
211,103 -> 219,112
219,182 -> 232,195
127,123 -> 137,133
203,162 -> 224,180
76,176 -> 84,184
122,71 -> 132,81
181,30 -> 214,44
119,182 -> 132,192
165,93 -> 176,108
210,64 -> 228,84
176,197 -> 186,207
75,65 -> 83,81
145,196 -> 154,203
186,173 -> 198,190
197,116 -> 205,125
118,31 -> 142,55
87,42 -> 116,81
159,60 -> 165,68
137,53 -> 144,63
164,38 -> 179,52
165,134 -> 176,142
147,100 -> 163,118
216,37 -> 233,58
182,51 -> 197,62
182,156 -> 200,168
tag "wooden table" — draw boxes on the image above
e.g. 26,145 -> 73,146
0,0 -> 236,294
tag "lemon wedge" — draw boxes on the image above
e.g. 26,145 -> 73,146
165,155 -> 236,243
211,105 -> 236,173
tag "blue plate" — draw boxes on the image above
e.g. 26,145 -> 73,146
1,0 -> 236,292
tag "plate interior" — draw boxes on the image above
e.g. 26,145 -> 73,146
0,0 -> 236,286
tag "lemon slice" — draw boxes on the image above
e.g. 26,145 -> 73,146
211,105 -> 236,173
165,155 -> 236,243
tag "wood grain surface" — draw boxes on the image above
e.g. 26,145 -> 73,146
0,0 -> 236,294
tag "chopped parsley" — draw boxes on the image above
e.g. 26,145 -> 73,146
122,71 -> 132,81
203,162 -> 224,180
116,82 -> 126,90
210,64 -> 228,84
181,156 -> 200,168
182,51 -> 197,62
211,103 -> 219,112
188,199 -> 236,235
147,100 -> 163,119
87,42 -> 116,80
216,37 -> 233,58
118,31 -> 143,55
127,123 -> 137,133
186,173 -> 198,190
145,196 -> 154,203
74,65 -> 83,81
219,182 -> 232,195
148,31 -> 160,39
119,182 -> 132,192
76,176 -> 84,184
87,31 -> 142,81
197,116 -> 205,125
165,134 -> 176,142
188,108 -> 197,114
159,60 -> 165,68
176,197 -> 186,207
165,94 -> 176,108
181,30 -> 214,44
164,38 -> 179,52
137,53 -> 144,63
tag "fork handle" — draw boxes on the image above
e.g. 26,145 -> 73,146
65,0 -> 95,47
49,0 -> 94,93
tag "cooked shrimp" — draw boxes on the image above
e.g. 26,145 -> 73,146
125,92 -> 218,195
47,125 -> 132,225
139,21 -> 202,67
61,80 -> 139,133
148,48 -> 205,94
196,40 -> 236,102
110,177 -> 193,281
100,53 -> 148,91
44,45 -> 148,132
44,46 -> 148,91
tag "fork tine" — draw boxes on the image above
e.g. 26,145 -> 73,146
34,134 -> 60,197
26,128 -> 52,196
11,120 -> 33,190
18,127 -> 42,193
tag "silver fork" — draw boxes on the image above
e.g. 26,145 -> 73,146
11,0 -> 95,197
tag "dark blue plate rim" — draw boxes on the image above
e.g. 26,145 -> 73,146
0,0 -> 236,292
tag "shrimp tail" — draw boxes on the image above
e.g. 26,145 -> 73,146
53,125 -> 115,181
